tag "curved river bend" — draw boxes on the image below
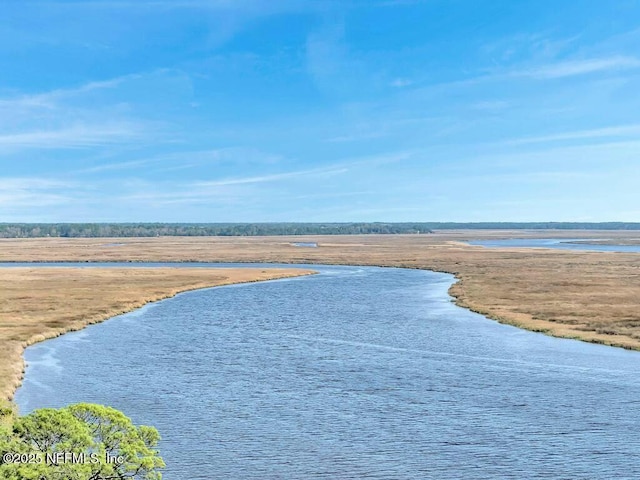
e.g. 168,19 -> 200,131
15,264 -> 640,479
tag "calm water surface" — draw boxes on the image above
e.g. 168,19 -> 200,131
468,238 -> 640,252
15,264 -> 640,479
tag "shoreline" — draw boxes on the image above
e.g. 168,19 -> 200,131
2,233 -> 639,363
5,259 -> 640,353
445,279 -> 640,351
561,239 -> 640,246
1,267 -> 316,405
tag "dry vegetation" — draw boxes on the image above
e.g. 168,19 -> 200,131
569,238 -> 640,246
0,267 -> 314,402
1,230 -> 640,401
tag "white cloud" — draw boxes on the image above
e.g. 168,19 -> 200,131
0,177 -> 77,208
457,140 -> 640,180
471,100 -> 510,111
326,131 -> 387,143
75,158 -> 156,174
75,147 -> 285,175
500,124 -> 640,146
306,21 -> 355,96
0,72 -> 144,112
390,78 -> 414,88
0,124 -> 144,151
0,178 -> 74,190
195,166 -> 349,187
516,56 -> 640,79
0,72 -> 160,154
401,56 -> 640,100
31,0 -> 321,17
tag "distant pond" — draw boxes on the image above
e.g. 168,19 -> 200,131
468,238 -> 640,253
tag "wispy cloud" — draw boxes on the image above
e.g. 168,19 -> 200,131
75,158 -> 155,174
195,165 -> 349,187
25,0 -> 243,8
452,140 -> 640,180
74,147 -> 285,175
481,31 -> 580,63
514,56 -> 640,79
326,131 -> 388,143
293,191 -> 376,200
104,150 -> 412,209
0,124 -> 144,151
401,55 -> 640,99
0,177 -> 78,208
500,124 -> 640,147
306,20 -> 357,96
0,177 -> 74,190
390,78 -> 414,88
0,72 -> 159,154
31,0 -> 321,16
0,72 -> 144,111
470,100 -> 510,111
117,186 -> 247,206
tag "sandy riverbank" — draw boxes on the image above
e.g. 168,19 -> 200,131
1,232 -> 639,352
0,267 -> 315,403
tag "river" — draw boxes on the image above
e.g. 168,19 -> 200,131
14,263 -> 640,479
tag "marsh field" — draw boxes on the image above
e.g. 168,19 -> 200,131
2,229 -> 640,403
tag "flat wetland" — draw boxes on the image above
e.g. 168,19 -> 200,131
2,229 -> 640,398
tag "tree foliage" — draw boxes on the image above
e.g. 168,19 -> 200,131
0,221 -> 638,238
0,403 -> 164,480
0,222 -> 433,237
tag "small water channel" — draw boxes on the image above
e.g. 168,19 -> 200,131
467,238 -> 640,253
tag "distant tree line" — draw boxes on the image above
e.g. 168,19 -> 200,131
0,223 -> 433,238
0,222 -> 639,238
425,222 -> 640,230
418,222 -> 640,230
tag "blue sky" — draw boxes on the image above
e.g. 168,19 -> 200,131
1,0 -> 640,222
